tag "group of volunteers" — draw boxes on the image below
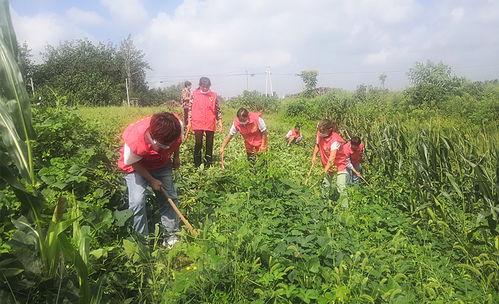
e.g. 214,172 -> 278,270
118,77 -> 364,248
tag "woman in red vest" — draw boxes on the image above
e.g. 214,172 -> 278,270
187,77 -> 223,167
219,108 -> 268,162
344,136 -> 365,183
311,119 -> 348,198
117,112 -> 183,248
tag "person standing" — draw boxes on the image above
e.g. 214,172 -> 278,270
220,108 -> 268,163
181,81 -> 192,126
311,119 -> 348,200
117,112 -> 183,247
345,136 -> 365,183
188,77 -> 223,167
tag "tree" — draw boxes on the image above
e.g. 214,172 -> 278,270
117,35 -> 150,103
405,60 -> 465,107
18,42 -> 35,94
298,70 -> 319,97
378,72 -> 387,89
33,39 -> 124,106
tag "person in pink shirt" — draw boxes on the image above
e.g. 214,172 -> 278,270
117,112 -> 183,247
311,119 -> 348,198
219,108 -> 268,163
187,77 -> 223,168
345,136 -> 365,183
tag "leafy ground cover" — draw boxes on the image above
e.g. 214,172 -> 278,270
1,104 -> 497,303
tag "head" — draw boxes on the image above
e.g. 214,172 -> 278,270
317,119 -> 337,137
294,125 -> 300,132
184,81 -> 192,89
198,77 -> 211,93
149,112 -> 182,149
236,107 -> 249,125
350,136 -> 361,150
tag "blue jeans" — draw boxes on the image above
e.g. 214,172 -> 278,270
125,164 -> 179,237
347,164 -> 362,183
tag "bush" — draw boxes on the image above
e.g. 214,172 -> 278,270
226,90 -> 279,113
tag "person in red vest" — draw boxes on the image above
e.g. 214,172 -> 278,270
117,112 -> 183,248
219,108 -> 268,163
181,80 -> 192,126
311,119 -> 348,198
286,125 -> 302,145
187,77 -> 223,167
345,136 -> 365,183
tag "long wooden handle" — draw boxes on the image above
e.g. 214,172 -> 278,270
160,187 -> 199,237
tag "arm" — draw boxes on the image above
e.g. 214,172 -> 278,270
215,98 -> 224,132
311,145 -> 319,166
132,162 -> 163,191
219,134 -> 233,154
324,149 -> 337,173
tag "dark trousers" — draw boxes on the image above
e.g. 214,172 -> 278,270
194,130 -> 214,167
183,107 -> 189,126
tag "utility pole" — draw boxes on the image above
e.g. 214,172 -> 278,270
265,66 -> 273,97
125,77 -> 130,106
29,77 -> 34,95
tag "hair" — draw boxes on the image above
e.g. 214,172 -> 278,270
184,81 -> 192,87
294,125 -> 300,129
149,112 -> 181,144
317,119 -> 337,132
236,107 -> 249,118
351,136 -> 361,146
198,77 -> 211,87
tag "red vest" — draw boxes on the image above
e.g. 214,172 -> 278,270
344,142 -> 364,166
234,112 -> 265,153
317,132 -> 347,172
190,89 -> 217,131
290,129 -> 301,138
118,116 -> 182,174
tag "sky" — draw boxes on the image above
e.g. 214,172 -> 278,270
9,0 -> 499,98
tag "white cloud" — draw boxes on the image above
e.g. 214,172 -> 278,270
11,8 -> 93,62
10,0 -> 499,95
66,8 -> 104,25
100,0 -> 148,24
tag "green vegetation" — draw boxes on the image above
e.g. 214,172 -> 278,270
1,2 -> 498,303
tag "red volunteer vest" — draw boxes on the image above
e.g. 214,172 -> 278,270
345,142 -> 364,166
234,112 -> 265,153
290,129 -> 301,138
317,132 -> 347,172
190,89 -> 217,131
118,116 -> 182,174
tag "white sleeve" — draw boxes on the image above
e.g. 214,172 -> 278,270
123,144 -> 143,165
286,130 -> 292,137
330,141 -> 341,151
229,123 -> 238,136
258,117 -> 267,132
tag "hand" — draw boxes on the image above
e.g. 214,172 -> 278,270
149,178 -> 163,191
173,157 -> 180,170
217,120 -> 224,133
311,156 -> 317,166
219,147 -> 224,155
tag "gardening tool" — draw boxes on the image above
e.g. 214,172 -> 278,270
355,172 -> 371,187
160,186 -> 199,237
221,152 -> 225,169
304,164 -> 314,185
